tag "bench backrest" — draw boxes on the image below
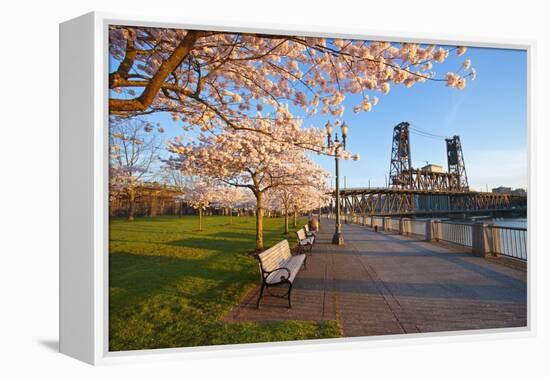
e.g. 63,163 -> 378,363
304,224 -> 310,232
296,228 -> 306,241
257,239 -> 292,272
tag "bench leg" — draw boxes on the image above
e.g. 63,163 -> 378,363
256,283 -> 265,309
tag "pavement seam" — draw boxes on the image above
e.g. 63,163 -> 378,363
348,229 -> 420,333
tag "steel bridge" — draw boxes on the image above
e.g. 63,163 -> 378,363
337,187 -> 526,217
332,122 -> 527,217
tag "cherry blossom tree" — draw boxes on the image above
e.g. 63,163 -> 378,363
270,184 -> 330,230
183,180 -> 213,231
109,118 -> 163,221
263,190 -> 283,219
212,185 -> 248,224
166,127 -> 328,250
109,27 -> 475,149
268,186 -> 296,234
235,189 -> 257,216
289,186 -> 330,227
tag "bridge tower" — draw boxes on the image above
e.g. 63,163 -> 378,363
445,135 -> 469,191
388,122 -> 412,189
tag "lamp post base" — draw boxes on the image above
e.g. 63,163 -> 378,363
332,232 -> 345,245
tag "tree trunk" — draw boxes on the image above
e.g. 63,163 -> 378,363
284,207 -> 289,234
293,209 -> 297,228
198,208 -> 203,231
255,191 -> 264,250
127,189 -> 136,222
229,207 -> 233,224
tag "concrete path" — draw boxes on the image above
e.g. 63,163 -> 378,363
224,221 -> 527,337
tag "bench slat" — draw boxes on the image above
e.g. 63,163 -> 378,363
265,254 -> 305,284
258,240 -> 291,272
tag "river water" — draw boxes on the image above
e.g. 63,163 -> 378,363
493,218 -> 527,229
431,216 -> 527,230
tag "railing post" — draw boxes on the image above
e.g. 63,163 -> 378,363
472,222 -> 491,257
425,219 -> 441,241
433,220 -> 442,241
399,218 -> 406,235
490,225 -> 501,256
426,220 -> 434,241
383,216 -> 391,231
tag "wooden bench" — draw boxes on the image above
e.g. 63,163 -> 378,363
304,223 -> 317,238
256,239 -> 306,308
296,228 -> 315,255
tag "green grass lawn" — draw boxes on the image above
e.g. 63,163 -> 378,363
109,215 -> 341,351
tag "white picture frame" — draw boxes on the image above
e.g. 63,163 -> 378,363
59,11 -> 534,365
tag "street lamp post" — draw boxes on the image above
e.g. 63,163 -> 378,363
325,121 -> 348,245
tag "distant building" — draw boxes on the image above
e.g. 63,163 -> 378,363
492,186 -> 512,193
512,188 -> 527,196
491,186 -> 527,196
421,164 -> 444,173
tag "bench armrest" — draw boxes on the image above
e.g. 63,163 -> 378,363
262,267 -> 291,282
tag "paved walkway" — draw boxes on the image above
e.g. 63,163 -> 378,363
224,221 -> 527,336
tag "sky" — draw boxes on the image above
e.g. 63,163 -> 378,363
304,46 -> 527,191
328,44 -> 527,191
111,41 -> 528,192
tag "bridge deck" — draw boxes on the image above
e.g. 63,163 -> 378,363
224,220 -> 527,337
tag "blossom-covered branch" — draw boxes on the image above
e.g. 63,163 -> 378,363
109,26 -> 475,148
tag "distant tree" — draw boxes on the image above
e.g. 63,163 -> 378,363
167,127 -> 327,250
212,185 -> 248,224
183,180 -> 213,231
266,187 -> 293,234
109,118 -> 163,220
271,184 -> 330,231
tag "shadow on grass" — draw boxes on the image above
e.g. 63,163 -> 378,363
167,236 -> 253,253
109,251 -> 257,312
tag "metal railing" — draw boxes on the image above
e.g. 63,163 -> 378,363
490,225 -> 527,260
325,213 -> 527,261
440,221 -> 473,248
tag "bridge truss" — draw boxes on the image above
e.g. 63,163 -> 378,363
336,188 -> 526,217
